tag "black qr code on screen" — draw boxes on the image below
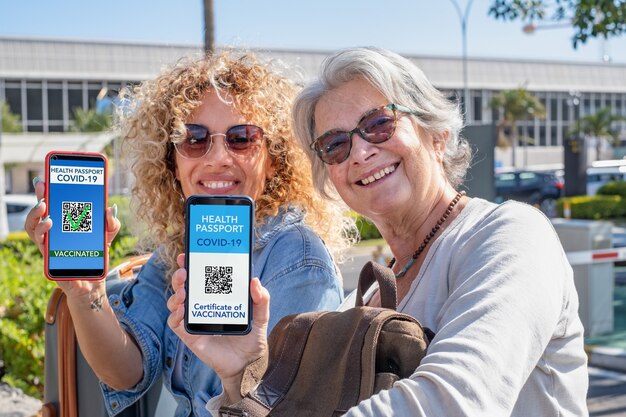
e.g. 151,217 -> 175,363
61,201 -> 92,233
204,266 -> 233,294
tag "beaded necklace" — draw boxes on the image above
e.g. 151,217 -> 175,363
388,191 -> 465,278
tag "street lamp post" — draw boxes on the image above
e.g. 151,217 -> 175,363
448,0 -> 474,121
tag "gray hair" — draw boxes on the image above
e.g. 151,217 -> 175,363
293,47 -> 472,199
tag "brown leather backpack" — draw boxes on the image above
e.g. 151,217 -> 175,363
219,261 -> 432,417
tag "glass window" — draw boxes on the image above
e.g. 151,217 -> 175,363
68,89 -> 83,119
550,98 -> 558,121
496,173 -> 516,187
5,87 -> 23,117
473,95 -> 482,122
26,86 -> 43,120
519,172 -> 538,186
27,124 -> 44,132
583,98 -> 592,115
48,125 -> 64,133
47,88 -> 63,120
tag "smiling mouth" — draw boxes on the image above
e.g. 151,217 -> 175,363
359,164 -> 397,186
201,181 -> 236,189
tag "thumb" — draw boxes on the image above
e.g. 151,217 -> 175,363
250,278 -> 270,329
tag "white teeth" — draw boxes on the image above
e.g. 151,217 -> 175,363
202,181 -> 235,189
360,165 -> 395,185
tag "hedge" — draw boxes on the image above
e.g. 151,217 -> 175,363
0,195 -> 137,398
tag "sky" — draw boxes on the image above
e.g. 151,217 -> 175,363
0,0 -> 625,64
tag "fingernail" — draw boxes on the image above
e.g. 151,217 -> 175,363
113,204 -> 118,219
35,198 -> 44,209
32,176 -> 41,188
42,215 -> 51,223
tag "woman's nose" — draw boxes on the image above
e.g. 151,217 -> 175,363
349,132 -> 378,164
203,135 -> 233,165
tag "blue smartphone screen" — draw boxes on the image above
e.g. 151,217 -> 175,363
186,197 -> 252,331
48,155 -> 106,276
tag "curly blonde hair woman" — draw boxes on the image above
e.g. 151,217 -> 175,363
26,51 -> 352,417
121,52 -> 353,275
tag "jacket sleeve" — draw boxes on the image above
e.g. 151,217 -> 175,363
100,253 -> 171,416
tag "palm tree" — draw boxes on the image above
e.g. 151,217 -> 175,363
203,0 -> 214,55
490,88 -> 545,168
572,107 -> 624,161
70,107 -> 112,132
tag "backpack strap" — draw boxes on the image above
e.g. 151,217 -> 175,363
355,261 -> 397,309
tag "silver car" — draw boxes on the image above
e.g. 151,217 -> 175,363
5,194 -> 38,232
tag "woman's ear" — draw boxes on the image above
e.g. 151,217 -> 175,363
433,131 -> 449,162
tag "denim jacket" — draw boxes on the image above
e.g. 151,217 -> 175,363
101,207 -> 344,416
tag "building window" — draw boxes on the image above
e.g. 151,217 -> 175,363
26,83 -> 43,121
550,98 -> 558,122
5,86 -> 22,118
47,87 -> 63,121
473,95 -> 482,122
68,88 -> 83,120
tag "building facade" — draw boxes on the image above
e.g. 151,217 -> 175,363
1,36 -> 626,191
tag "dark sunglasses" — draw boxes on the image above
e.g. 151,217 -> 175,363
174,124 -> 264,159
310,103 -> 421,165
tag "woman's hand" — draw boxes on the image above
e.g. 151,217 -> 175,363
24,177 -> 122,299
167,253 -> 270,399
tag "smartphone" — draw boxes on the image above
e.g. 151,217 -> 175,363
44,151 -> 108,280
184,195 -> 254,335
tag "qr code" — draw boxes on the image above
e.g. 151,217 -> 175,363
204,266 -> 233,294
62,201 -> 92,233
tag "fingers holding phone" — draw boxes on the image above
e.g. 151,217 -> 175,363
25,179 -> 51,252
167,267 -> 270,384
44,151 -> 109,281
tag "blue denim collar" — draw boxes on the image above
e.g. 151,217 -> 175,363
255,206 -> 303,249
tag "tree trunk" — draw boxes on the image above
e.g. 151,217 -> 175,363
511,122 -> 518,168
203,0 -> 215,56
0,109 -> 8,240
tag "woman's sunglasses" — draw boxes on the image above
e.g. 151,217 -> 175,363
310,103 -> 421,165
174,124 -> 264,159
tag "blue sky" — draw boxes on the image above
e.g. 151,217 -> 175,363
1,0 -> 625,63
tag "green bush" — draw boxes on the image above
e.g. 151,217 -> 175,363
0,222 -> 138,398
557,195 -> 625,219
598,181 -> 626,199
0,238 -> 52,398
353,213 -> 382,241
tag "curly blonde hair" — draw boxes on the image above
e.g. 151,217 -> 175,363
119,51 -> 354,276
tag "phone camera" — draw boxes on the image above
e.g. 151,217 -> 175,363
52,156 -> 58,160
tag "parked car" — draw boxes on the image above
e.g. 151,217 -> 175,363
586,165 -> 626,195
495,170 -> 564,217
4,194 -> 38,232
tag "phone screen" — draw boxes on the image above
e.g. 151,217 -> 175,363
185,195 -> 253,334
46,152 -> 107,279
